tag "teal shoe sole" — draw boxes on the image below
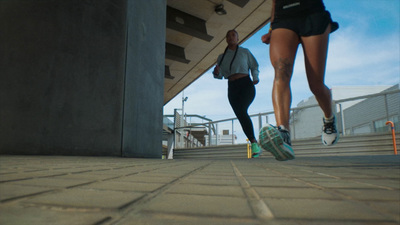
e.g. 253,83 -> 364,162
259,125 -> 295,161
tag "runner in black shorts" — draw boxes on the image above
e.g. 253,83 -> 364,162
272,10 -> 339,36
259,0 -> 339,161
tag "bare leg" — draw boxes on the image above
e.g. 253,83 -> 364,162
301,25 -> 333,118
269,29 -> 300,128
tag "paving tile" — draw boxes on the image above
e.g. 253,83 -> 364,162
114,175 -> 177,183
182,177 -> 240,186
305,179 -> 376,189
264,198 -> 390,221
50,173 -> 120,181
1,155 -> 399,225
369,201 -> 400,221
233,169 -> 271,177
335,189 -> 400,201
119,211 -> 261,225
6,177 -> 93,188
137,172 -> 186,178
185,174 -> 237,180
142,193 -> 253,218
0,205 -> 110,225
166,183 -> 245,197
24,189 -> 144,209
254,186 -> 338,199
246,177 -> 309,187
349,178 -> 400,189
79,180 -> 165,193
0,171 -> 67,182
0,184 -> 53,202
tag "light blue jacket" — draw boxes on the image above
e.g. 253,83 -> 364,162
214,46 -> 259,82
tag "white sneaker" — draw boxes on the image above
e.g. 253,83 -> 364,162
322,116 -> 339,146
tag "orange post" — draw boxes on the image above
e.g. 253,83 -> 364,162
386,121 -> 397,155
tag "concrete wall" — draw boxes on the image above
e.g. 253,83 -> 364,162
0,0 -> 165,157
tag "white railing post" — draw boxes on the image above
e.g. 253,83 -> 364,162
291,109 -> 296,140
232,119 -> 234,144
167,133 -> 174,159
216,123 -> 219,146
208,122 -> 212,146
339,103 -> 346,136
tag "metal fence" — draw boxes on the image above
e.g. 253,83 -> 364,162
168,89 -> 399,148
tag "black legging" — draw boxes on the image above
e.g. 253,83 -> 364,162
228,76 -> 256,141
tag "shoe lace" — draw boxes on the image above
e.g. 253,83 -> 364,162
278,126 -> 291,146
323,121 -> 337,134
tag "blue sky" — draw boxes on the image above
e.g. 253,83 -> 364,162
164,0 -> 400,128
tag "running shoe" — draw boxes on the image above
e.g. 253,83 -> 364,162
251,142 -> 261,158
322,116 -> 339,146
259,124 -> 295,161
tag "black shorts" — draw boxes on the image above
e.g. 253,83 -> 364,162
271,10 -> 339,36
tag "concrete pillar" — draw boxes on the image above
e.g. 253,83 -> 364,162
122,0 -> 165,157
0,0 -> 165,158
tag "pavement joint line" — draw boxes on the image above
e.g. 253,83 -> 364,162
0,177 -> 33,183
296,168 -> 396,191
230,161 -> 274,220
256,162 -> 360,199
106,161 -> 213,224
0,190 -> 55,204
137,211 -> 260,224
349,180 -> 396,191
21,201 -> 113,213
4,162 -> 209,214
0,173 -> 70,184
93,216 -> 113,225
275,164 -> 397,190
255,162 -> 400,222
65,181 -> 99,189
316,172 -> 342,179
93,162 -> 197,182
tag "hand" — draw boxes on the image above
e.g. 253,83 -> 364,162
213,65 -> 220,76
261,32 -> 271,45
253,80 -> 259,85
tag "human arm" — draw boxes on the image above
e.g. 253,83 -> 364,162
261,0 -> 275,45
247,50 -> 259,85
212,65 -> 223,79
212,55 -> 223,79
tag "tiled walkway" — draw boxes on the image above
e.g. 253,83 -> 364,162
0,155 -> 399,224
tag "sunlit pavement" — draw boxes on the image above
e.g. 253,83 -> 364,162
0,155 -> 399,225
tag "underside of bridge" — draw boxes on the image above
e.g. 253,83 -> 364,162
164,0 -> 272,104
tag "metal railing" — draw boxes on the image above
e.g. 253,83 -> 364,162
169,89 -> 399,148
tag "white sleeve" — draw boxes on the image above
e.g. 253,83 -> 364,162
247,50 -> 259,82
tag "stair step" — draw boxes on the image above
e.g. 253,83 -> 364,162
173,132 -> 399,159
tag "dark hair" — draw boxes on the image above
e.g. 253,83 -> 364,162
219,29 -> 239,72
226,29 -> 239,38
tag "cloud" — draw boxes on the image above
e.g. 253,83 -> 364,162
326,26 -> 400,86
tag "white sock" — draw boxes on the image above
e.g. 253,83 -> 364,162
324,115 -> 334,122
